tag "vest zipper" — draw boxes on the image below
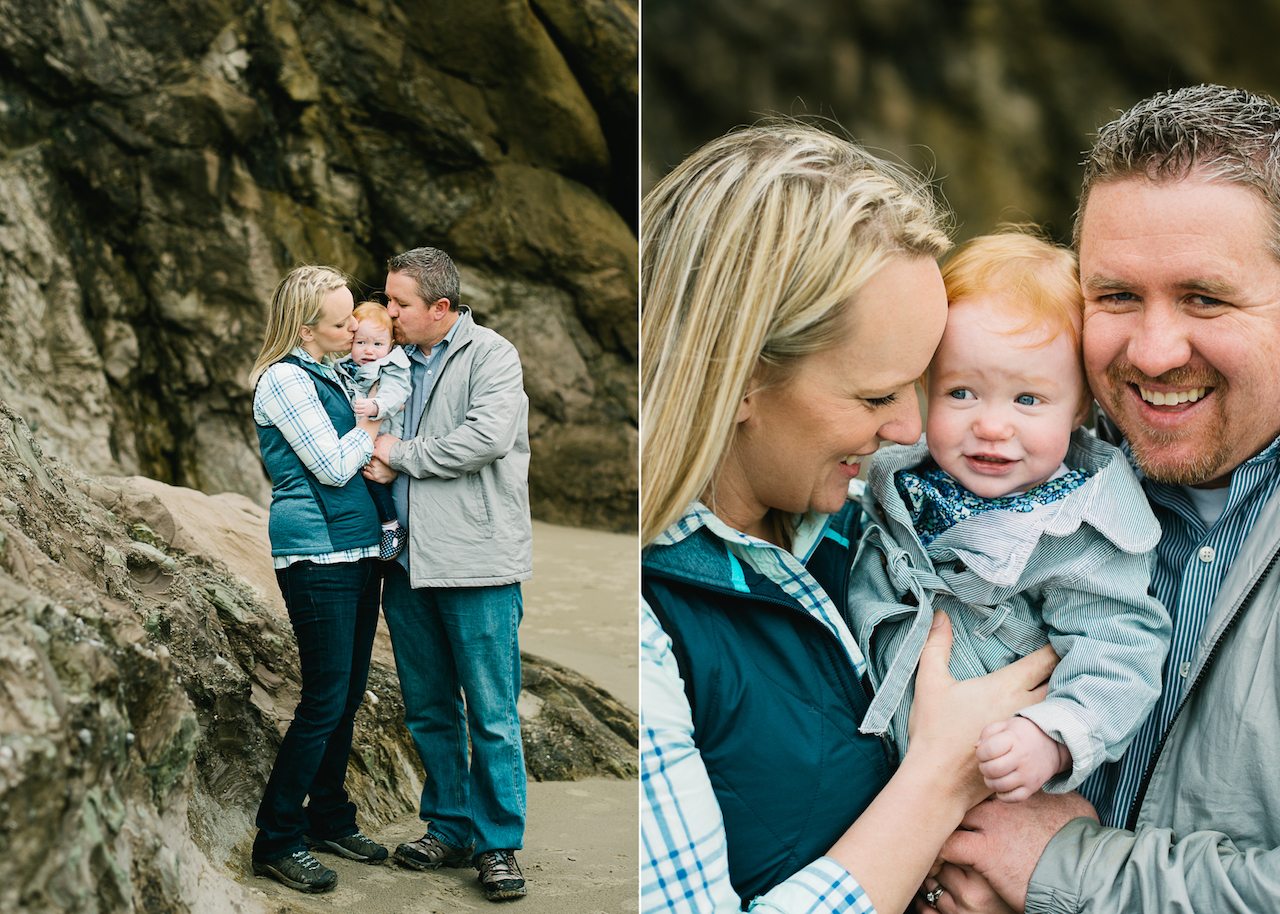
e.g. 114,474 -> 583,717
1124,546 -> 1280,831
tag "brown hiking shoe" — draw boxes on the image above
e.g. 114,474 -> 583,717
476,849 -> 526,901
393,831 -> 473,870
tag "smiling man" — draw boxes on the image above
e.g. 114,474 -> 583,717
929,85 -> 1280,914
1082,177 -> 1280,489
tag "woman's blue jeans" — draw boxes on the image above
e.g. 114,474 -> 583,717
381,563 -> 526,856
253,558 -> 381,862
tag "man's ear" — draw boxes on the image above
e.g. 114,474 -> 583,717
430,297 -> 451,318
1073,395 -> 1095,431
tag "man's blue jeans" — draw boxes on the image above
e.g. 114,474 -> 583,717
381,563 -> 526,856
253,559 -> 381,861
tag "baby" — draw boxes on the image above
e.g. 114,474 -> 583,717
848,231 -> 1172,801
336,301 -> 412,560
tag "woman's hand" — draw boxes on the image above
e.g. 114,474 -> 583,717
827,613 -> 1056,914
907,613 -> 1058,809
915,865 -> 1016,914
362,433 -> 401,484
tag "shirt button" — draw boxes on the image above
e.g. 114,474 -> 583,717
1198,546 -> 1215,563
1179,661 -> 1191,678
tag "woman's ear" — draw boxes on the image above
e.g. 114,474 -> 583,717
298,324 -> 314,343
738,371 -> 769,423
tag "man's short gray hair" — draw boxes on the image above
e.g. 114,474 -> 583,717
1076,84 -> 1280,259
387,247 -> 461,312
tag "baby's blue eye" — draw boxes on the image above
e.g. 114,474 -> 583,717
1016,394 -> 1038,406
948,389 -> 974,400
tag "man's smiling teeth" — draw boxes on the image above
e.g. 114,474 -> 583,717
842,456 -> 858,465
1139,386 -> 1206,406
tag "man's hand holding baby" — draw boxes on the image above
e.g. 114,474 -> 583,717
975,716 -> 1072,803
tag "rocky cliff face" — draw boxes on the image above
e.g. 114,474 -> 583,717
0,402 -> 636,913
642,0 -> 1280,244
0,0 -> 638,532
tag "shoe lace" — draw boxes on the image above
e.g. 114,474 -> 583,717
291,850 -> 321,872
482,851 -> 520,879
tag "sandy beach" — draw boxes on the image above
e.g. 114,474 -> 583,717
246,521 -> 639,913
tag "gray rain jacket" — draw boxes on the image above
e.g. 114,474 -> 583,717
387,308 -> 533,588
1027,482 -> 1280,912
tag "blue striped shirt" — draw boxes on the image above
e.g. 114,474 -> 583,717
1081,434 -> 1280,827
641,502 -> 874,914
252,347 -> 379,568
391,319 -> 460,571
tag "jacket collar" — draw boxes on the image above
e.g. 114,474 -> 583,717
866,428 -> 1159,587
644,500 -> 832,585
404,307 -> 474,363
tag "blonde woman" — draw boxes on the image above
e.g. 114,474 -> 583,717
248,266 -> 387,893
640,125 -> 1068,914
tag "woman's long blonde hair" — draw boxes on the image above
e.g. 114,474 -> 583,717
250,265 -> 352,387
640,124 -> 951,545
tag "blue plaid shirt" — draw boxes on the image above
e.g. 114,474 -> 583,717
641,502 -> 874,914
1082,433 -> 1280,827
252,347 -> 378,568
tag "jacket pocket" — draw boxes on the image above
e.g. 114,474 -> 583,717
466,473 -> 494,536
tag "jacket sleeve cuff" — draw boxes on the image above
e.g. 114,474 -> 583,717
1017,700 -> 1101,793
1025,817 -> 1111,914
387,438 -> 409,474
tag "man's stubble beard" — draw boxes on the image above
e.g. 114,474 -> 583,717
1102,362 -> 1232,486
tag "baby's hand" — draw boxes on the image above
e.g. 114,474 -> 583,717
353,398 -> 379,419
975,717 -> 1071,803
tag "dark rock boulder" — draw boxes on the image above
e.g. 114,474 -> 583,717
0,0 -> 637,532
642,0 -> 1280,245
0,401 -> 636,912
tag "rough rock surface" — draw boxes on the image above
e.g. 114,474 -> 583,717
0,401 -> 636,913
643,0 -> 1280,244
0,0 -> 638,531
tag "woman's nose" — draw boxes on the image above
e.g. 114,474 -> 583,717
878,386 -> 924,446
